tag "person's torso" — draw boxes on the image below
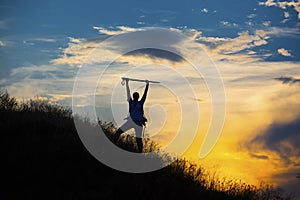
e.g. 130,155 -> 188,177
129,101 -> 144,121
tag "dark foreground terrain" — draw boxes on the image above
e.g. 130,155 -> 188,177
0,90 -> 293,200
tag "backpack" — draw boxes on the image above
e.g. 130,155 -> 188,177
129,101 -> 147,126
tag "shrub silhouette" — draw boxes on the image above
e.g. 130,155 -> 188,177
1,89 -> 293,200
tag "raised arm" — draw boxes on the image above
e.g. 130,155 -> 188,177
141,80 -> 149,103
125,78 -> 131,102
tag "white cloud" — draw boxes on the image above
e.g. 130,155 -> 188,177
1,64 -> 79,106
53,27 -> 197,66
220,20 -> 238,27
0,40 -> 5,47
278,1 -> 300,19
245,21 -> 254,27
284,11 -> 290,18
10,65 -> 54,76
52,26 -> 273,66
93,26 -> 123,35
259,0 -> 277,7
67,37 -> 83,43
201,8 -> 208,13
259,0 -> 300,19
93,26 -> 144,35
51,36 -> 108,66
277,48 -> 292,57
247,14 -> 256,18
262,21 -> 271,27
196,36 -> 229,44
197,30 -> 270,63
221,21 -> 230,26
281,11 -> 290,23
33,38 -> 57,43
171,28 -> 202,40
22,40 -> 34,46
267,27 -> 300,38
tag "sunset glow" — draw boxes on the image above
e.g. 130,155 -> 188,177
1,0 -> 300,198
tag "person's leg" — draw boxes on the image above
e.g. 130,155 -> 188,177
113,121 -> 131,143
136,137 -> 143,153
134,123 -> 143,153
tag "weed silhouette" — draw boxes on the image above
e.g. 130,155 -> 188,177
0,89 -> 293,200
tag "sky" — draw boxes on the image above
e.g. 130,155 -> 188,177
1,0 -> 300,198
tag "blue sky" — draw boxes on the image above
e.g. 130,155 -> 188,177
1,0 -> 300,198
1,0 -> 299,79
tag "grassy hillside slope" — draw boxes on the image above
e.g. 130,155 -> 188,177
0,90 -> 292,200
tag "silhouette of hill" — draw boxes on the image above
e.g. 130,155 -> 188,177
0,89 -> 293,200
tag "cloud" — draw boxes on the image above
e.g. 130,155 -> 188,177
197,30 -> 270,63
52,26 -> 274,66
51,36 -> 109,66
277,48 -> 292,57
3,22 -> 300,195
284,11 -> 290,18
93,26 -> 144,35
278,0 -> 300,19
22,40 -> 34,46
247,14 -> 256,18
2,64 -> 77,101
55,29 -> 152,66
125,48 -> 184,63
259,0 -> 277,7
67,37 -> 84,43
267,27 -> 300,38
52,27 -> 190,66
273,172 -> 300,198
4,34 -> 300,194
280,11 -> 290,23
262,21 -> 271,27
193,61 -> 300,195
250,116 -> 300,166
220,20 -> 238,27
0,40 -> 5,47
33,38 -> 57,43
188,97 -> 203,102
274,76 -> 300,84
249,153 -> 269,160
200,8 -> 208,13
259,0 -> 300,19
170,28 -> 202,40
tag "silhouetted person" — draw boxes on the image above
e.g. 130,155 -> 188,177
113,78 -> 149,153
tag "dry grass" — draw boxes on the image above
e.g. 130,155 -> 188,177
1,89 -> 294,200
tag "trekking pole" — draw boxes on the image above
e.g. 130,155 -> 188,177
142,125 -> 146,138
121,77 -> 160,86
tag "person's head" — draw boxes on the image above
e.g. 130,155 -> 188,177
133,92 -> 139,101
